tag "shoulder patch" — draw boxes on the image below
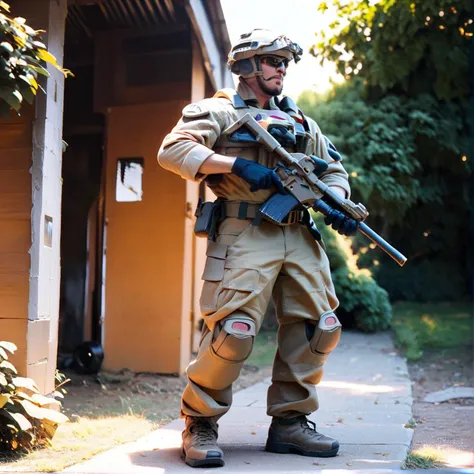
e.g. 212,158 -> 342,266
182,103 -> 210,119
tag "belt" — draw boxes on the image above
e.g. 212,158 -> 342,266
223,201 -> 304,226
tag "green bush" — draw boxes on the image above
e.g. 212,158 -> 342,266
332,269 -> 392,332
0,341 -> 68,453
315,213 -> 392,332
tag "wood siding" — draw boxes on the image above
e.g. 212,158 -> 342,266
0,108 -> 33,372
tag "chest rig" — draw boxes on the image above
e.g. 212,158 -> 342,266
213,88 -> 312,155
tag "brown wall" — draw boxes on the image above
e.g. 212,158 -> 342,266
0,108 -> 33,372
103,101 -> 190,373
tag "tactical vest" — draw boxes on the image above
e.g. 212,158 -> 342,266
212,88 -> 312,159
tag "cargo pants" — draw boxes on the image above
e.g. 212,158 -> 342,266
181,216 -> 340,420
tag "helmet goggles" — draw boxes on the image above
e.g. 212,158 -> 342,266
260,55 -> 290,69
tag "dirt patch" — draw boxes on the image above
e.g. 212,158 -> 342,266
61,363 -> 272,424
408,347 -> 474,468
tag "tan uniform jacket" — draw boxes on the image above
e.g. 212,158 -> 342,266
158,79 -> 350,202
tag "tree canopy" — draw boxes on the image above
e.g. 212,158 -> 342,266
313,0 -> 472,101
299,0 -> 472,302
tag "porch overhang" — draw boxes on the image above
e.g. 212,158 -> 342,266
66,0 -> 233,91
185,0 -> 233,90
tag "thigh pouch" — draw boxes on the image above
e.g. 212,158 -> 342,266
199,238 -> 262,327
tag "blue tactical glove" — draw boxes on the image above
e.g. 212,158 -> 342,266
323,135 -> 342,161
268,126 -> 296,147
308,155 -> 329,177
232,157 -> 286,194
324,207 -> 359,236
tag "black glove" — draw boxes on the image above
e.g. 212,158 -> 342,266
232,157 -> 286,194
324,207 -> 359,236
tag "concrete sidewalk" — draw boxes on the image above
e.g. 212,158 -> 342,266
65,331 -> 414,473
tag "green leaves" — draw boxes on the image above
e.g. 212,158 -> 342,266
0,1 -> 73,116
0,341 -> 18,355
0,340 -> 69,452
313,0 -> 472,101
298,60 -> 470,301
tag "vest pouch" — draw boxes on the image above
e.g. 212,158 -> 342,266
194,199 -> 223,239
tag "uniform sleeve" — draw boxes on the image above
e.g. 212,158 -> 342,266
157,99 -> 226,181
309,119 -> 351,199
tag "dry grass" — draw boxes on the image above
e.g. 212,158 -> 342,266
0,334 -> 277,472
0,414 -> 155,472
403,448 -> 443,469
404,446 -> 474,470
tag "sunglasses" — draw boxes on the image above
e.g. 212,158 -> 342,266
260,55 -> 289,69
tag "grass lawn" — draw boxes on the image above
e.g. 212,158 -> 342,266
391,301 -> 473,361
247,330 -> 277,366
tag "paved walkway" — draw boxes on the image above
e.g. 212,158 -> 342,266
65,331 -> 414,473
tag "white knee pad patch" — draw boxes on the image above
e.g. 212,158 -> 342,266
308,312 -> 341,355
212,316 -> 256,362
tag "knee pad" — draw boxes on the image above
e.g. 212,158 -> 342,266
186,315 -> 256,390
306,312 -> 341,356
212,315 -> 256,362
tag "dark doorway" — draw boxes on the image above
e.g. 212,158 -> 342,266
58,13 -> 105,360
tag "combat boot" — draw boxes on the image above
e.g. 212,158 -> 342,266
181,416 -> 224,467
265,415 -> 339,457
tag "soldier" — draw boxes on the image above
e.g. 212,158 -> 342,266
158,29 -> 358,468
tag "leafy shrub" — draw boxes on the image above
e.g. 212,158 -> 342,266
315,213 -> 392,332
0,1 -> 71,116
0,341 -> 68,453
332,269 -> 392,332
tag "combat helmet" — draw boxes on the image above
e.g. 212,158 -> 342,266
227,29 -> 303,78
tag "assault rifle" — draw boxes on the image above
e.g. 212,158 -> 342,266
224,113 -> 407,267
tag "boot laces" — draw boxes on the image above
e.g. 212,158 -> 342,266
301,418 -> 324,439
190,418 -> 218,443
